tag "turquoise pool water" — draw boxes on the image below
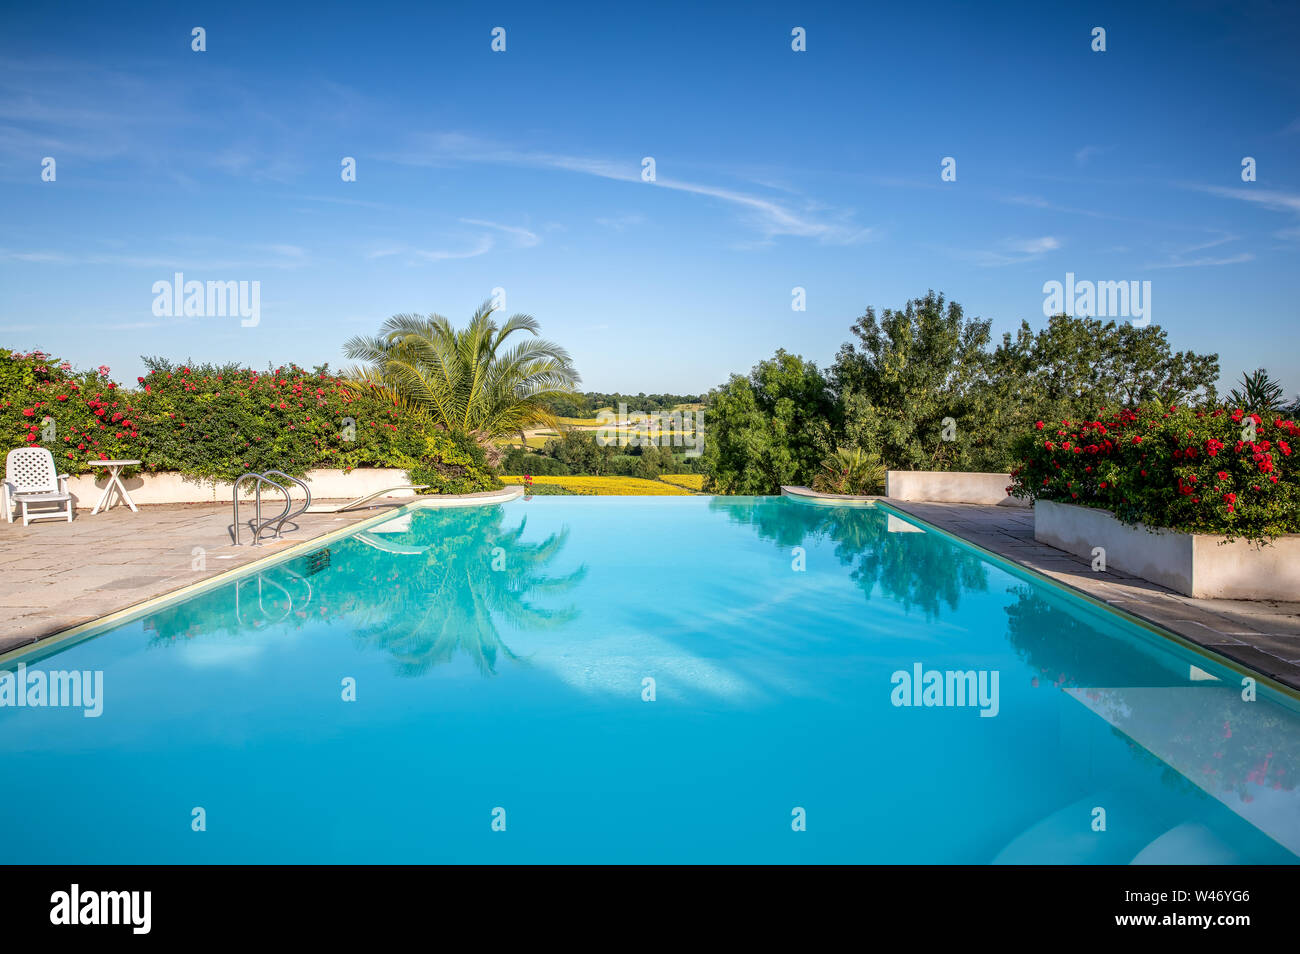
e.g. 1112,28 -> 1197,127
1,496 -> 1297,863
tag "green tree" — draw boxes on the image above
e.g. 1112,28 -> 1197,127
703,350 -> 837,494
343,300 -> 580,456
975,315 -> 1220,470
1005,315 -> 1218,409
543,429 -> 613,475
831,290 -> 992,471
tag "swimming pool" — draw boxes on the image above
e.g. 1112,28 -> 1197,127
2,495 -> 1297,863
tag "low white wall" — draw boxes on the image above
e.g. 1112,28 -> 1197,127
1034,499 -> 1300,600
65,468 -> 418,509
780,485 -> 877,507
1034,499 -> 1193,593
886,470 -> 1027,507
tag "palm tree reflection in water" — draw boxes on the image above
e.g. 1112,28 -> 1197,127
142,506 -> 587,677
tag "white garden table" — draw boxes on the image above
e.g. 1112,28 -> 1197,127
89,459 -> 142,515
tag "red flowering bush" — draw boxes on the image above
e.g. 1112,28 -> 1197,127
1009,403 -> 1299,542
0,350 -> 499,492
0,350 -> 140,469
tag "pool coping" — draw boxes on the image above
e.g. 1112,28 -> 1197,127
0,486 -> 523,668
781,486 -> 1300,704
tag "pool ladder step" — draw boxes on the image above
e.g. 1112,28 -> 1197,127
232,470 -> 312,546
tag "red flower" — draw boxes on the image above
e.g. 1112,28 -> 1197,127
1035,421 -> 1044,430
1216,471 -> 1228,481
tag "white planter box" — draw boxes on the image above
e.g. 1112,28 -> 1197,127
1034,499 -> 1300,600
65,467 -> 418,509
886,470 -> 1027,507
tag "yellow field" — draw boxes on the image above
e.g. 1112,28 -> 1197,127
503,475 -> 695,495
552,417 -> 602,428
657,473 -> 706,491
495,435 -> 553,448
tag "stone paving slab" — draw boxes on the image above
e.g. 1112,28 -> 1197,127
887,499 -> 1300,692
0,501 -> 395,651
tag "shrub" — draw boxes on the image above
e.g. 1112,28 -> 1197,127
0,350 -> 143,473
1008,403 -> 1299,542
516,482 -> 580,495
501,447 -> 570,476
0,349 -> 498,493
811,445 -> 885,496
405,430 -> 502,495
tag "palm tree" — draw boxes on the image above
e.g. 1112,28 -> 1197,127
1226,368 -> 1288,414
811,445 -> 886,496
342,300 -> 580,448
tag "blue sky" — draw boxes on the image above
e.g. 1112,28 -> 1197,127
1,0 -> 1298,396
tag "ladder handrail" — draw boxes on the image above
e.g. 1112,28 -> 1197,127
262,470 -> 312,537
233,472 -> 289,546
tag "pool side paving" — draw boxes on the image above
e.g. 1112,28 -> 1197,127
0,502 -> 390,653
885,499 -> 1300,692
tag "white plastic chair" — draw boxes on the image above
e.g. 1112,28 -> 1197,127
4,447 -> 74,526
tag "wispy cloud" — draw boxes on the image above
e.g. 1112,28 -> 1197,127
413,237 -> 495,262
1142,232 -> 1253,269
0,243 -> 308,270
459,218 -> 540,248
1074,145 -> 1109,166
385,133 -> 874,245
1193,184 -> 1300,214
595,214 -> 645,231
1146,252 -> 1254,269
1009,236 -> 1061,254
948,235 -> 1061,267
364,218 -> 538,264
367,236 -> 495,262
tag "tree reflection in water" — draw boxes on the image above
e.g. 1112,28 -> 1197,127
710,497 -> 988,619
142,506 -> 586,677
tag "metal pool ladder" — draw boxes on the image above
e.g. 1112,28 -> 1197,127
233,470 -> 313,546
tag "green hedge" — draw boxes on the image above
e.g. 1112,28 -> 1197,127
501,447 -> 571,476
1009,403 -> 1298,542
0,350 -> 500,494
